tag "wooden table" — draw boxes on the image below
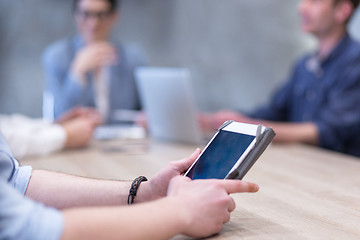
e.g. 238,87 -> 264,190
21,139 -> 360,240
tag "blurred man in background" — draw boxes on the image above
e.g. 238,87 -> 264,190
201,0 -> 360,157
43,0 -> 145,123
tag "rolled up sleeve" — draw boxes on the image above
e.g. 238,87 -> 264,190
0,182 -> 64,240
0,139 -> 64,240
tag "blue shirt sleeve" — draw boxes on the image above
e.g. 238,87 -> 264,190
8,157 -> 32,195
42,39 -> 88,119
314,61 -> 360,153
247,59 -> 302,121
248,81 -> 291,121
0,135 -> 64,240
0,182 -> 64,240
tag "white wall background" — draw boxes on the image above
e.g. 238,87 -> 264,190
0,0 -> 359,117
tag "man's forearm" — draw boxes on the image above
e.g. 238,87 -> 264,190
61,197 -> 187,240
25,170 -> 131,209
260,121 -> 319,145
210,111 -> 320,145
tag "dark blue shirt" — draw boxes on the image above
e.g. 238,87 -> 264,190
249,34 -> 360,157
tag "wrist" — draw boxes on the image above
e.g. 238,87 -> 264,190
128,176 -> 148,205
165,196 -> 192,234
62,124 -> 73,148
53,124 -> 67,150
70,63 -> 87,86
131,181 -> 157,204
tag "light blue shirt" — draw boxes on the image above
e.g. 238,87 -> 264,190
0,133 -> 63,240
42,35 -> 145,122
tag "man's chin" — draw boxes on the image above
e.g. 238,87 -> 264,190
82,33 -> 107,43
300,25 -> 315,35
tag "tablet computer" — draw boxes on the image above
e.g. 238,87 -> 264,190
184,121 -> 275,180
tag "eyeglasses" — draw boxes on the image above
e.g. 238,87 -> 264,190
76,9 -> 113,21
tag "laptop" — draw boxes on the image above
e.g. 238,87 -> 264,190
135,67 -> 203,145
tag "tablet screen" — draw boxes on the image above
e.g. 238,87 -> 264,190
186,130 -> 256,179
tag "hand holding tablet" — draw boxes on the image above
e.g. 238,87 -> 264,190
185,121 -> 275,180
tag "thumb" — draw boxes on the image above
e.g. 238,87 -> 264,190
177,148 -> 202,172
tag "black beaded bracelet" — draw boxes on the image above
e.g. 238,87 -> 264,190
128,176 -> 148,205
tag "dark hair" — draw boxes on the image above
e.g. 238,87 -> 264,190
335,0 -> 360,9
73,0 -> 120,13
334,0 -> 359,23
349,0 -> 360,8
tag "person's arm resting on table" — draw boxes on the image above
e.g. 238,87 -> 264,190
24,149 -> 258,240
201,110 -> 319,145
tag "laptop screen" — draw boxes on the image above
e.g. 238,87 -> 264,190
135,67 -> 203,144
